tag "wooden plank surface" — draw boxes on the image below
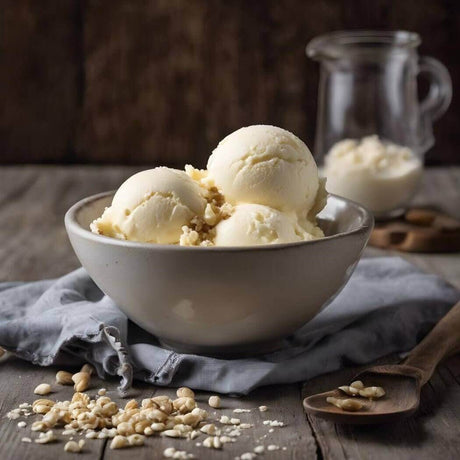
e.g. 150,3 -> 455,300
0,0 -> 81,163
2,1 -> 460,166
0,166 -> 459,460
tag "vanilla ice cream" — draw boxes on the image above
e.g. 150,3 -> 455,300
91,167 -> 206,244
324,135 -> 422,216
214,204 -> 316,246
91,126 -> 327,247
207,125 -> 321,215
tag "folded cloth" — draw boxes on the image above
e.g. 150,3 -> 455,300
0,257 -> 458,395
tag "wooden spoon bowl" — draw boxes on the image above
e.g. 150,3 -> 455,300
304,301 -> 460,424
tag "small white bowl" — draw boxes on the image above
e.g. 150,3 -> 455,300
65,192 -> 373,355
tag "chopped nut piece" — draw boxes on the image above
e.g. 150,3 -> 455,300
208,395 -> 221,408
117,421 -> 135,436
219,415 -> 230,424
230,417 -> 240,425
203,436 -> 222,449
350,380 -> 364,390
258,405 -> 268,412
219,435 -> 233,444
34,384 -> 52,395
21,437 -> 32,443
17,421 -> 26,428
233,408 -> 251,413
163,447 -> 195,459
97,388 -> 107,396
162,429 -> 182,438
127,434 -> 145,446
56,371 -> 74,385
110,435 -> 129,449
80,364 -> 95,376
240,453 -> 257,460
35,430 -> 57,444
239,423 -> 253,429
176,387 -> 195,399
151,422 -> 166,432
124,399 -> 139,411
191,407 -> 208,419
200,423 -> 217,435
64,440 -> 85,453
338,385 -> 360,396
254,445 -> 265,454
31,421 -> 49,432
359,386 -> 386,399
72,372 -> 90,392
173,397 -> 196,414
182,413 -> 200,427
326,396 -> 364,411
262,420 -> 284,427
267,444 -> 280,451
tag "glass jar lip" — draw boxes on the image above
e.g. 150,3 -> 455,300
306,30 -> 421,60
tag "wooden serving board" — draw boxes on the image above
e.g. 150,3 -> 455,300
370,208 -> 460,253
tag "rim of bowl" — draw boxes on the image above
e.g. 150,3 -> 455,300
65,191 -> 374,252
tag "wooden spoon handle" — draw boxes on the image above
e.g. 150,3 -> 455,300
404,300 -> 460,385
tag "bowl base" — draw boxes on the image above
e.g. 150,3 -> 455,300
158,337 -> 285,358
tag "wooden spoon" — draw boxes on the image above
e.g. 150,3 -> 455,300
303,300 -> 460,424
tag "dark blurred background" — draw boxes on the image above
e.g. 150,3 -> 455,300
0,0 -> 458,167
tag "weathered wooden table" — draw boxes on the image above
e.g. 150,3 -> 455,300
0,166 -> 459,460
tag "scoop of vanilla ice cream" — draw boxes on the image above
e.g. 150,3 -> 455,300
214,204 -> 317,246
91,167 -> 206,244
324,135 -> 422,214
207,125 -> 320,215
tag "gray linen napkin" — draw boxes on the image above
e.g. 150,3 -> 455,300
0,257 -> 458,395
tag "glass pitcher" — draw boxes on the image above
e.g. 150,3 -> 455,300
306,31 -> 452,218
307,30 -> 452,160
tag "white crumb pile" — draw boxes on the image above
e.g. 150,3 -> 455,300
4,364 -> 289,457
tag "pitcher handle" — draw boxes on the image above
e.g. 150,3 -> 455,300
418,56 -> 452,122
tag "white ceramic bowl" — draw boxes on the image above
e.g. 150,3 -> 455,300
65,192 -> 373,355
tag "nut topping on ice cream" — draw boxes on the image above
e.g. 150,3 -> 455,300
91,125 -> 327,246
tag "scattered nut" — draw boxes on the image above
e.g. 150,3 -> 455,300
200,423 -> 217,435
35,430 -> 57,444
359,386 -> 386,399
72,372 -> 90,392
97,388 -> 107,396
17,421 -> 26,428
56,371 -> 74,385
176,387 -> 195,399
151,422 -> 166,432
208,395 -> 221,408
203,436 -> 222,449
34,384 -> 52,395
267,444 -> 280,451
80,364 -> 95,376
127,434 -> 145,446
162,429 -> 182,438
110,435 -> 129,449
64,440 -> 85,453
173,397 -> 196,414
258,405 -> 268,412
350,380 -> 364,390
326,396 -> 364,411
338,385 -> 360,396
